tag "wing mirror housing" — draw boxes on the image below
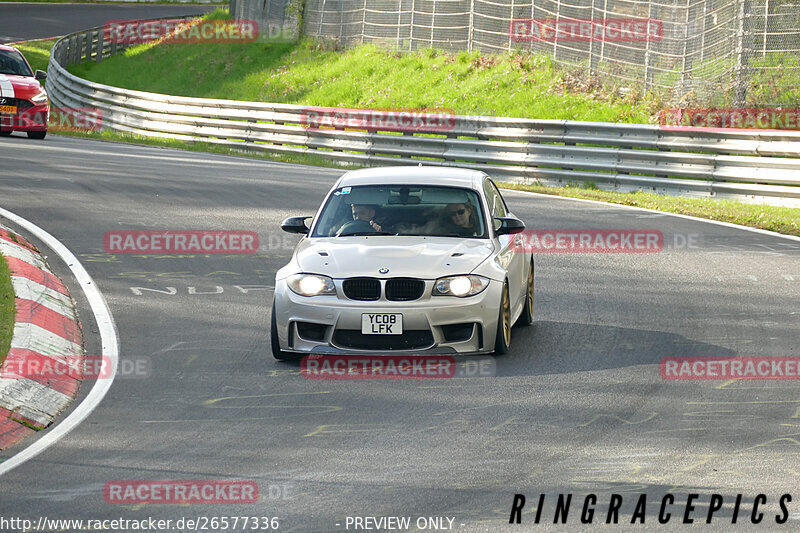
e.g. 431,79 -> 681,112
34,70 -> 47,81
494,217 -> 526,236
281,216 -> 312,234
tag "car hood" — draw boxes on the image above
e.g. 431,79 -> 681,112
0,74 -> 43,100
294,236 -> 495,278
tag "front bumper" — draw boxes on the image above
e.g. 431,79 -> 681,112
0,103 -> 48,132
273,278 -> 503,355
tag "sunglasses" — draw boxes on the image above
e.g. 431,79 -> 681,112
448,209 -> 467,216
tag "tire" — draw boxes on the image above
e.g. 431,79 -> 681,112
493,282 -> 511,355
0,130 -> 11,137
515,261 -> 534,327
271,299 -> 300,361
27,131 -> 46,140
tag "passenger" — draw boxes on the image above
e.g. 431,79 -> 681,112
437,202 -> 481,237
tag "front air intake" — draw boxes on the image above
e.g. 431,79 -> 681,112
342,277 -> 381,300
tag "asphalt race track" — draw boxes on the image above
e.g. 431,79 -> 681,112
0,133 -> 798,531
0,3 -> 216,43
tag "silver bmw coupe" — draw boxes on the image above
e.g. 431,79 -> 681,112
271,166 -> 534,359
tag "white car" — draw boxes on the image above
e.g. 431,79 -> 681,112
271,166 -> 534,359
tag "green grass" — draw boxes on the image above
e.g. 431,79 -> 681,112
652,52 -> 800,108
0,252 -> 15,365
14,39 -> 57,73
748,53 -> 800,106
498,182 -> 800,237
68,11 -> 659,123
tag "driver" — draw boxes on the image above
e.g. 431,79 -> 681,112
351,204 -> 382,231
333,204 -> 383,235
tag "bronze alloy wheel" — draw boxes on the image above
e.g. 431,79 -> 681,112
494,282 -> 511,355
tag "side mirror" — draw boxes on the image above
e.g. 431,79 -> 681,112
494,217 -> 526,236
34,70 -> 47,81
281,216 -> 312,234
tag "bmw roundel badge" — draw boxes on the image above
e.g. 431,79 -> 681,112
379,267 -> 389,274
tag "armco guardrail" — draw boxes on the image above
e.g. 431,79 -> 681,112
46,19 -> 800,207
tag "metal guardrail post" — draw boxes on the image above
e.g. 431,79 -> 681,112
84,31 -> 93,62
96,30 -> 104,63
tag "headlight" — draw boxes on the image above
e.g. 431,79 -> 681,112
432,275 -> 489,297
31,90 -> 48,104
287,274 -> 336,297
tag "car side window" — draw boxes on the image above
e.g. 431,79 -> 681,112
489,181 -> 510,217
483,179 -> 507,219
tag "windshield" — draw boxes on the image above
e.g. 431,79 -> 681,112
0,49 -> 33,77
310,185 -> 488,238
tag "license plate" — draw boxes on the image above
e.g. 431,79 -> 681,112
0,105 -> 17,114
361,313 -> 402,335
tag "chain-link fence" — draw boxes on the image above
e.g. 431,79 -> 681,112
230,0 -> 301,39
298,0 -> 800,107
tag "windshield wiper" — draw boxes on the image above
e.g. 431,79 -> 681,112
337,231 -> 395,237
394,233 -> 462,237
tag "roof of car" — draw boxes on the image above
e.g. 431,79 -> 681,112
0,44 -> 20,51
336,166 -> 487,189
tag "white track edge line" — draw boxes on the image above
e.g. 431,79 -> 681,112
0,206 -> 119,476
501,188 -> 800,242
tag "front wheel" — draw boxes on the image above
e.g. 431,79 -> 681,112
271,299 -> 300,361
27,131 -> 46,140
0,130 -> 12,137
515,261 -> 534,327
493,282 -> 511,355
